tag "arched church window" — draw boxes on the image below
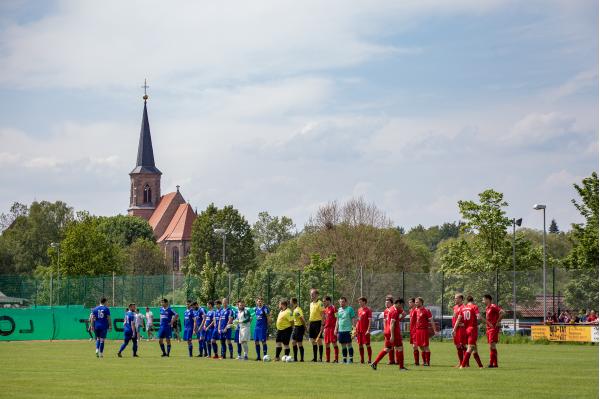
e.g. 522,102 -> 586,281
143,184 -> 152,204
172,246 -> 180,270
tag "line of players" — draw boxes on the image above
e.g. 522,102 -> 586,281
89,289 -> 504,369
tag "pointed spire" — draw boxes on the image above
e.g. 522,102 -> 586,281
131,79 -> 161,175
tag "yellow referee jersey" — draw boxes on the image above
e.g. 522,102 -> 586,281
309,300 -> 324,322
293,306 -> 305,327
276,308 -> 294,330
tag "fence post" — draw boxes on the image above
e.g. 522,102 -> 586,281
495,268 -> 499,309
83,276 -> 87,307
331,266 -> 335,297
440,271 -> 444,342
140,276 -> 145,305
266,270 -> 271,304
552,266 -> 555,316
237,272 -> 241,301
122,275 -> 125,307
65,277 -> 69,307
19,278 -> 24,305
402,270 -> 405,301
50,271 -> 53,308
297,270 -> 301,307
161,274 -> 165,299
360,265 -> 363,298
34,278 -> 38,308
112,272 -> 115,307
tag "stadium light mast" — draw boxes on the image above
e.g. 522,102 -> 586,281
512,217 -> 522,335
533,204 -> 547,324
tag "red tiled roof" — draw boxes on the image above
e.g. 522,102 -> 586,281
515,295 -> 572,318
148,191 -> 186,240
158,203 -> 197,242
148,192 -> 179,229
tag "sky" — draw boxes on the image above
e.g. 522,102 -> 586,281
0,0 -> 597,231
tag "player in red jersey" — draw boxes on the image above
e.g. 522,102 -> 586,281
355,297 -> 373,364
452,294 -> 467,367
382,294 -> 396,364
454,295 -> 484,368
414,297 -> 436,366
322,296 -> 339,363
371,298 -> 408,371
483,294 -> 504,368
408,298 -> 419,366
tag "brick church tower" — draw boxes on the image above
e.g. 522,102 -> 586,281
128,91 -> 162,220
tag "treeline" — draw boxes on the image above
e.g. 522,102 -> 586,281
0,173 -> 597,311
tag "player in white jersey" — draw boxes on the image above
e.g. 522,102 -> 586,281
236,299 -> 252,360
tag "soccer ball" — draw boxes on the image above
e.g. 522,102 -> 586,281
284,356 -> 293,363
262,355 -> 271,362
281,355 -> 290,362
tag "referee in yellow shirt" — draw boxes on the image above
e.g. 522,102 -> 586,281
309,288 -> 325,362
275,299 -> 294,361
291,297 -> 307,362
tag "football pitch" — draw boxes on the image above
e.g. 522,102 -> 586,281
0,340 -> 597,399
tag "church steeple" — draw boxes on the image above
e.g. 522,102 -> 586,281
128,79 -> 162,220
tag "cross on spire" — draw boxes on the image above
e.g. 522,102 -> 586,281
141,78 -> 149,101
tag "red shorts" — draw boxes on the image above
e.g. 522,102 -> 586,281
466,326 -> 478,345
409,329 -> 415,345
356,331 -> 370,345
414,329 -> 429,347
453,327 -> 467,346
324,327 -> 337,344
384,333 -> 402,348
487,328 -> 499,344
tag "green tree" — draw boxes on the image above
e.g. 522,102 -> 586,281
565,172 -> 598,270
252,211 -> 295,253
549,219 -> 559,234
190,204 -> 256,273
197,253 -> 229,304
122,238 -> 168,275
97,215 -> 155,247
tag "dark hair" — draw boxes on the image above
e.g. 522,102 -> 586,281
386,296 -> 394,302
340,296 -> 347,302
237,299 -> 244,304
324,296 -> 332,302
280,300 -> 288,307
395,298 -> 404,305
100,297 -> 107,304
186,300 -> 192,304
256,296 -> 264,301
128,303 -> 135,308
456,294 -> 464,300
162,298 -> 169,304
215,300 -> 222,305
409,297 -> 416,303
466,295 -> 474,302
192,301 -> 198,306
208,300 -> 214,306
358,297 -> 367,303
291,298 -> 298,304
483,294 -> 493,301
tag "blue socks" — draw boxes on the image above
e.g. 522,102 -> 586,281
207,342 -> 212,356
237,343 -> 242,356
212,342 -> 218,356
220,339 -> 226,358
95,340 -> 100,350
263,343 -> 268,356
99,341 -> 105,353
256,343 -> 261,359
160,343 -> 166,355
132,340 -> 138,356
188,343 -> 193,357
228,342 -> 234,358
167,344 -> 171,355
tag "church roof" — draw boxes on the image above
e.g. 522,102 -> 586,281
148,191 -> 185,235
158,203 -> 197,242
131,100 -> 161,175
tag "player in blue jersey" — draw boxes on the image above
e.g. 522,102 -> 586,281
118,303 -> 138,357
183,300 -> 195,357
218,297 -> 234,359
192,301 -> 207,357
203,300 -> 216,358
91,297 -> 112,358
212,300 -> 223,359
253,296 -> 270,361
158,298 -> 178,357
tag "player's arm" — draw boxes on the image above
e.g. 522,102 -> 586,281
107,315 -> 112,331
171,312 -> 179,328
390,318 -> 396,341
227,313 -> 234,330
496,309 -> 505,328
452,314 -> 462,336
366,315 -> 372,335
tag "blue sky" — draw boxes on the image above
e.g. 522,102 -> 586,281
0,0 -> 597,231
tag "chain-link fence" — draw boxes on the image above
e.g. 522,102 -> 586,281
0,268 -> 597,330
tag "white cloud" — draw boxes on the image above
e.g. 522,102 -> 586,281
507,112 -> 577,145
545,69 -> 598,101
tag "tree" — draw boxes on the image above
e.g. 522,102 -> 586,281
565,172 -> 598,270
97,215 -> 155,247
0,202 -> 28,232
197,253 -> 229,304
52,215 -> 122,276
122,238 -> 168,275
190,204 -> 256,273
549,219 -> 559,234
0,201 -> 73,274
252,211 -> 295,253
306,197 -> 392,230
405,222 -> 461,251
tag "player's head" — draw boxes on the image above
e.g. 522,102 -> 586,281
279,299 -> 288,309
192,301 -> 199,309
385,295 -> 393,308
146,306 -> 150,311
186,300 -> 192,308
324,296 -> 332,306
454,294 -> 464,305
339,296 -> 347,307
215,300 -> 222,308
207,300 -> 214,308
237,299 -> 245,309
161,298 -> 169,308
466,295 -> 474,303
291,297 -> 298,306
483,294 -> 492,305
222,297 -> 228,306
128,303 -> 135,310
415,297 -> 424,307
100,297 -> 107,305
394,298 -> 404,310
256,297 -> 264,307
358,297 -> 367,307
310,289 -> 319,301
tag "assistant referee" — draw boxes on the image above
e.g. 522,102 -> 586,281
309,288 -> 325,362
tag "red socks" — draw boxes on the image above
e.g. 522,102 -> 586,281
421,351 -> 427,365
388,350 -> 395,364
473,352 -> 483,368
326,347 -> 330,362
359,346 -> 365,363
413,349 -> 419,365
461,351 -> 471,367
490,349 -> 498,366
373,349 -> 387,365
457,348 -> 464,364
395,350 -> 404,369
426,351 -> 430,365
334,346 -> 339,362
367,346 -> 372,363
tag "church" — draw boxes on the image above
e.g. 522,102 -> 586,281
127,90 -> 197,271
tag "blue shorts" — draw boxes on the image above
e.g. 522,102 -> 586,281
338,331 -> 352,344
94,328 -> 107,339
234,328 -> 240,343
183,328 -> 194,341
124,329 -> 134,340
158,325 -> 172,339
205,327 -> 214,341
197,329 -> 205,340
253,326 -> 267,342
213,330 -> 223,340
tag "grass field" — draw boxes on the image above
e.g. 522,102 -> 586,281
0,339 -> 597,399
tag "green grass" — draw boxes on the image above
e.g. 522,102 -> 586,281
0,340 -> 597,399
